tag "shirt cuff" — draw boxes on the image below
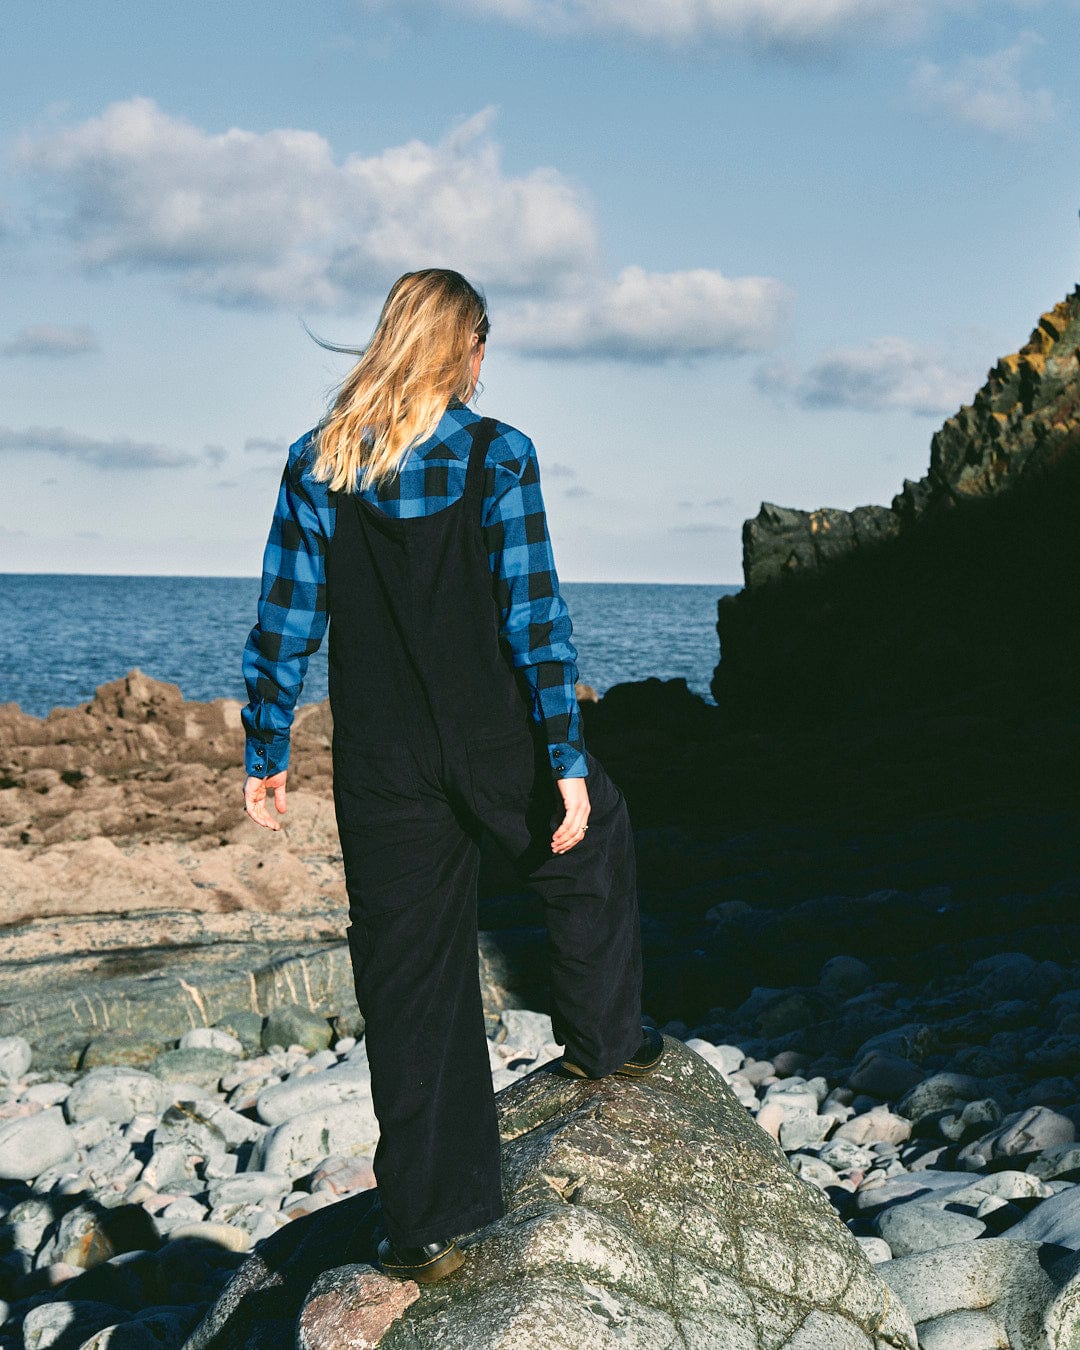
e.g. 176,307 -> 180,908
548,743 -> 588,779
245,735 -> 291,778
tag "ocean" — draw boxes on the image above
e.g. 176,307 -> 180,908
1,575 -> 741,718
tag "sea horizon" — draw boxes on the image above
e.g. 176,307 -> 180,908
0,570 -> 743,586
2,573 -> 741,718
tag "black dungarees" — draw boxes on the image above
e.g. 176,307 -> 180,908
325,416 -> 644,1249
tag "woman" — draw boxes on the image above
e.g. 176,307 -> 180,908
241,269 -> 662,1284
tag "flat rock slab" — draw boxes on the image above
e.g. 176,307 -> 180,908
185,1037 -> 916,1349
0,911 -> 528,1072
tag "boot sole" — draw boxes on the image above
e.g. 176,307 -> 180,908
613,1050 -> 664,1077
561,1035 -> 665,1080
378,1241 -> 465,1283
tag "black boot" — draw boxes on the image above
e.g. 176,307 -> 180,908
377,1235 -> 464,1283
561,1026 -> 665,1080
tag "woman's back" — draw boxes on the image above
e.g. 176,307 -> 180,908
241,396 -> 588,782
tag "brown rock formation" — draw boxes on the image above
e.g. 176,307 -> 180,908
0,669 -> 534,1068
0,668 -> 343,922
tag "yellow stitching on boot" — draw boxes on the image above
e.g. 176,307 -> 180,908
384,1244 -> 456,1270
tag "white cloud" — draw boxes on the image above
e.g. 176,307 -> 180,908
371,0 -> 967,52
16,97 -> 599,309
499,266 -> 793,359
910,33 -> 1054,137
15,98 -> 793,362
0,425 -> 220,470
3,324 -> 98,357
757,336 -> 976,415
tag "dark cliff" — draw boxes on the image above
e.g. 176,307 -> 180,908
711,287 -> 1080,729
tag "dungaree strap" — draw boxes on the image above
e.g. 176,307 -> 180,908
464,418 -> 499,518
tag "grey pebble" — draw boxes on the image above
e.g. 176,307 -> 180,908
64,1069 -> 169,1125
179,1027 -> 245,1056
854,1236 -> 892,1263
0,1106 -> 76,1181
0,1034 -> 32,1083
874,1200 -> 986,1256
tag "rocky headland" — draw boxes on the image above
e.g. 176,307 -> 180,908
1,286 -> 1079,1346
712,287 -> 1080,736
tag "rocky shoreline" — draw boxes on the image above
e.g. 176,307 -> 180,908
1,691 -> 1078,1349
3,971 -> 1080,1346
2,284 -> 1079,1345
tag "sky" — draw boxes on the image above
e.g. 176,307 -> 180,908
1,0 -> 1078,585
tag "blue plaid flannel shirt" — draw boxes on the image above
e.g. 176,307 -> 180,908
242,399 -> 588,781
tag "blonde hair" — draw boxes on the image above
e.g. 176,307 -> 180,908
310,269 -> 489,494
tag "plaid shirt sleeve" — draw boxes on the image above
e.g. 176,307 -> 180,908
482,427 -> 588,780
241,433 -> 330,778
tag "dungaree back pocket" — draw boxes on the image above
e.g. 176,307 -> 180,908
464,721 -> 553,818
332,735 -> 432,917
332,735 -> 424,832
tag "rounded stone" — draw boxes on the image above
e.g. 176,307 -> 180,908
0,1035 -> 33,1082
297,1263 -> 420,1349
214,1010 -> 266,1055
254,1070 -> 374,1127
150,1047 -> 240,1088
19,1299 -> 128,1349
261,1008 -> 333,1055
855,1236 -> 892,1263
1006,1182 -> 1080,1247
819,956 -> 875,998
847,1051 -> 924,1103
167,1221 -> 251,1251
64,1068 -> 170,1125
874,1201 -> 986,1256
0,1105 -> 76,1181
897,1072 -> 989,1123
249,1099 -> 380,1178
179,1027 -> 245,1055
208,1172 -> 292,1207
916,1307 -> 1011,1350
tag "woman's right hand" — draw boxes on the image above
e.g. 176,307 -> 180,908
244,770 -> 288,831
551,776 -> 590,853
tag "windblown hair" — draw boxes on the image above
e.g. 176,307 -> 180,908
309,269 -> 489,494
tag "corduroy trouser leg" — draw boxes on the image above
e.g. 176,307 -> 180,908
334,725 -> 643,1251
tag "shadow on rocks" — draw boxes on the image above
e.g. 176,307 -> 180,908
181,1189 -> 385,1348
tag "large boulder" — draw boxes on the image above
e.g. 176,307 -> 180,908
185,1037 -> 916,1348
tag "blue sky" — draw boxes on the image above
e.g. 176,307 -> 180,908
1,0 -> 1077,583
